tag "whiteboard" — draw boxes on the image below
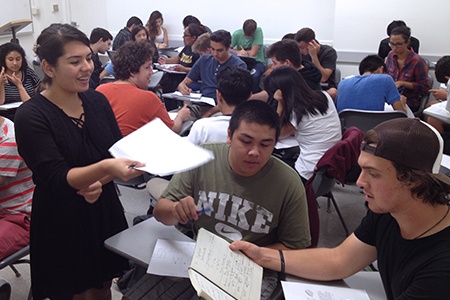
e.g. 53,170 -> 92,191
0,0 -> 33,35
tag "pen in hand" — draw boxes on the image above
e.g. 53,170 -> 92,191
196,208 -> 211,215
128,162 -> 137,169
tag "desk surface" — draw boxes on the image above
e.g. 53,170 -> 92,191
104,217 -> 192,267
106,218 -> 385,299
286,272 -> 385,300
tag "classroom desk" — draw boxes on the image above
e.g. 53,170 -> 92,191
423,101 -> 450,124
104,217 -> 193,267
105,217 -> 385,299
286,272 -> 386,300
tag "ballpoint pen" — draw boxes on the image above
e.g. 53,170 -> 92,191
128,162 -> 137,169
196,208 -> 211,214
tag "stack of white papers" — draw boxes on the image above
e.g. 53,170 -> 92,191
109,118 -> 214,176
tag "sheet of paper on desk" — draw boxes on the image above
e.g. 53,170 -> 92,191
281,281 -> 370,300
172,92 -> 216,106
108,118 -> 214,176
173,91 -> 202,98
147,239 -> 195,278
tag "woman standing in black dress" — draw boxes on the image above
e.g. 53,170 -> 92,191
15,24 -> 143,299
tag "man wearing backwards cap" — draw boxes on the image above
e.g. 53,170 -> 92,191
230,118 -> 450,299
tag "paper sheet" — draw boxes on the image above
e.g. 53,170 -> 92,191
172,91 -> 216,106
147,239 -> 195,278
109,118 -> 214,176
281,281 -> 370,300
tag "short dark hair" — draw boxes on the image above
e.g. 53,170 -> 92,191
282,33 -> 295,40
127,16 -> 143,28
295,27 -> 315,43
89,27 -> 113,44
359,55 -> 386,75
112,40 -> 154,80
216,66 -> 252,107
363,129 -> 450,205
386,20 -> 407,36
229,100 -> 280,141
210,30 -> 231,48
434,56 -> 450,84
266,39 -> 302,68
0,42 -> 28,72
35,23 -> 90,85
186,23 -> 207,39
182,15 -> 201,28
243,19 -> 257,37
390,26 -> 411,42
131,25 -> 148,41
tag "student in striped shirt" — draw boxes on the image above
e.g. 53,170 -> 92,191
0,116 -> 34,260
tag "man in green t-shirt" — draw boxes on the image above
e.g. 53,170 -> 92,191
125,101 -> 311,300
231,19 -> 266,93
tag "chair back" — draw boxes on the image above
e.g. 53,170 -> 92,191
339,109 -> 408,133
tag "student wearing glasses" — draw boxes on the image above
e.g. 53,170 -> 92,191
386,26 -> 429,112
158,23 -> 207,101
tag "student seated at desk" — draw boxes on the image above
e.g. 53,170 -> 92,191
386,26 -> 429,113
0,116 -> 34,260
112,16 -> 143,50
264,66 -> 341,182
158,23 -> 206,94
96,40 -> 189,136
88,27 -> 113,88
0,43 -> 41,105
231,19 -> 266,93
100,25 -> 158,80
336,55 -> 406,113
378,20 -> 420,60
177,30 -> 246,120
231,118 -> 450,299
146,10 -> 168,48
294,27 -> 337,99
187,66 -> 252,145
182,15 -> 212,34
127,100 -> 311,300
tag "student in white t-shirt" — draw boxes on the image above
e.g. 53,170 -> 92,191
264,66 -> 341,182
187,66 -> 252,145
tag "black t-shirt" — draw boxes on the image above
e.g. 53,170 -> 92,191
354,209 -> 450,299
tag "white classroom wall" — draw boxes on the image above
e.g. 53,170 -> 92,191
1,0 -> 449,77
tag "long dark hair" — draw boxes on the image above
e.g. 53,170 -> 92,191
0,42 -> 28,72
264,66 -> 328,126
146,10 -> 163,41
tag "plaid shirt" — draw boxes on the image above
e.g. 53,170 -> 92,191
386,50 -> 429,111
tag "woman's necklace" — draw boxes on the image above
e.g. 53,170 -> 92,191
414,206 -> 450,240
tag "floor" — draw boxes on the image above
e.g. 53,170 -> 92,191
0,182 -> 367,300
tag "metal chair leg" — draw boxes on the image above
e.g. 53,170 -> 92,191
9,265 -> 21,277
327,192 -> 350,236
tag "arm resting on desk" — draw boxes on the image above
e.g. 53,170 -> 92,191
230,233 -> 377,281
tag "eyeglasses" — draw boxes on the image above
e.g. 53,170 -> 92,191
389,42 -> 406,48
182,34 -> 192,38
